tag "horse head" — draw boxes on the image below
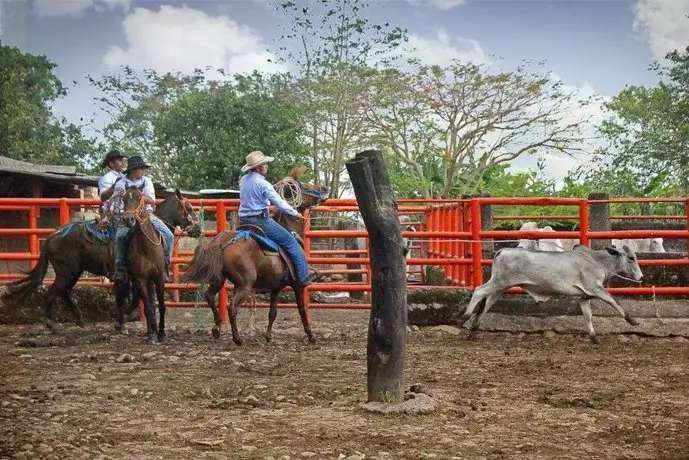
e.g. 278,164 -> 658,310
122,185 -> 146,228
156,189 -> 203,238
276,166 -> 329,210
273,167 -> 329,235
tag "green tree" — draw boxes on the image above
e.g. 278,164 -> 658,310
276,0 -> 407,197
360,61 -> 593,198
595,46 -> 689,192
153,74 -> 311,191
0,42 -> 101,168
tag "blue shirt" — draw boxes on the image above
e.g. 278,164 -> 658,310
238,172 -> 298,218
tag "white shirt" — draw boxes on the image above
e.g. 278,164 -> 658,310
106,176 -> 156,214
98,170 -> 122,198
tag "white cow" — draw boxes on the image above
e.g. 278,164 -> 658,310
461,245 -> 643,343
516,221 -> 579,252
612,238 -> 666,253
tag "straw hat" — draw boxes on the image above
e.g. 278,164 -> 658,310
241,151 -> 274,173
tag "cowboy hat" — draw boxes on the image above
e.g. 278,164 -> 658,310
100,149 -> 127,169
241,151 -> 274,173
124,155 -> 151,173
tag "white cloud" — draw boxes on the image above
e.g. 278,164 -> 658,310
634,0 -> 689,59
426,0 -> 467,10
32,0 -> 130,18
405,0 -> 466,10
103,5 -> 285,76
401,29 -> 489,66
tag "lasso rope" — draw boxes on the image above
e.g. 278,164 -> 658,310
274,177 -> 303,208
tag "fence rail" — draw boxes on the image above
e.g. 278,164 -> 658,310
2,195 -> 689,323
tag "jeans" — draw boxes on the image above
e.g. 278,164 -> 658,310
115,227 -> 131,272
149,214 -> 174,269
240,215 -> 310,282
114,215 -> 174,272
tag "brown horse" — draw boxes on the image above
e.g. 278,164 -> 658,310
183,169 -> 328,345
115,186 -> 171,344
5,189 -> 201,330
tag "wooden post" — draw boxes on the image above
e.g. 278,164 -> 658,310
346,149 -> 407,403
588,192 -> 610,250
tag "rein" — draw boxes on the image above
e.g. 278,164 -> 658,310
125,195 -> 161,246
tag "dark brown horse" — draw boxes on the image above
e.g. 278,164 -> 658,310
5,190 -> 201,330
183,169 -> 328,345
115,186 -> 172,344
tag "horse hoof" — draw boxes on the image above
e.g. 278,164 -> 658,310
147,337 -> 155,345
232,337 -> 243,346
157,334 -> 166,343
307,335 -> 317,344
76,320 -> 85,328
264,333 -> 272,343
45,321 -> 56,332
212,328 -> 221,340
590,335 -> 601,345
627,316 -> 641,327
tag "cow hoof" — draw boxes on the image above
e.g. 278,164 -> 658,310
627,316 -> 641,327
211,327 -> 221,340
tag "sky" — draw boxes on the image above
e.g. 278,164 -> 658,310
1,0 -> 688,183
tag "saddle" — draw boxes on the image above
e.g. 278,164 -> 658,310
220,225 -> 305,281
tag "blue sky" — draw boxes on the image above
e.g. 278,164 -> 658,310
1,0 -> 687,180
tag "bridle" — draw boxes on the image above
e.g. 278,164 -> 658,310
123,191 -> 161,246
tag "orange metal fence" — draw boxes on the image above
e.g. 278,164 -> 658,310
2,196 -> 689,324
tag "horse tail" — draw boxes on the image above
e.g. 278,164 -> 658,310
5,239 -> 51,300
182,242 -> 224,287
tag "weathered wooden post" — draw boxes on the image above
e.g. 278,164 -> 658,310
346,149 -> 407,403
588,192 -> 611,250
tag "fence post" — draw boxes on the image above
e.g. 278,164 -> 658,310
588,192 -> 610,250
59,198 -> 69,226
216,200 -> 229,324
470,198 -> 483,288
303,208 -> 312,319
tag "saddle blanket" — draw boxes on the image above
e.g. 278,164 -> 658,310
227,229 -> 279,252
59,221 -> 168,252
57,221 -> 115,243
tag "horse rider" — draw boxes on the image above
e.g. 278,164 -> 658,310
96,149 -> 126,227
238,151 -> 318,287
105,155 -> 174,283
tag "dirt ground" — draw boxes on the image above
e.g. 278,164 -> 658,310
1,308 -> 688,460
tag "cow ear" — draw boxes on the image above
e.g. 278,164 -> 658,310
606,247 -> 622,256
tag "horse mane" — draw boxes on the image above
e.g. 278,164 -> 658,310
288,166 -> 308,178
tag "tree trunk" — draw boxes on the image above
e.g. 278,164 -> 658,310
346,149 -> 407,403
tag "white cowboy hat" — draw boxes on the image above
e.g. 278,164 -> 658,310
241,150 -> 274,173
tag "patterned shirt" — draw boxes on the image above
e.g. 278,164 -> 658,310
104,176 -> 156,221
238,171 -> 298,218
